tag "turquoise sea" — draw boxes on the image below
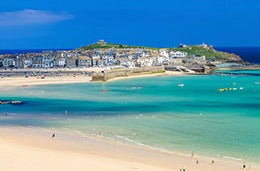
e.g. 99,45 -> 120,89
0,71 -> 260,163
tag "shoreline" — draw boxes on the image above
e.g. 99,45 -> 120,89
0,67 -> 101,87
1,67 -> 258,87
0,70 -> 186,87
0,126 -> 259,171
0,75 -> 92,87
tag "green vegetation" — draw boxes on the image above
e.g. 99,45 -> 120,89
80,43 -> 159,50
169,46 -> 239,61
80,42 -> 241,61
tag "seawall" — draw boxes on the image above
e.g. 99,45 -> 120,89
92,67 -> 165,82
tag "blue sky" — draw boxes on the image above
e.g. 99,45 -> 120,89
0,0 -> 260,49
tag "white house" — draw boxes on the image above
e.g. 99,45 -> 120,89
32,56 -> 44,68
137,57 -> 154,67
156,56 -> 169,65
101,55 -> 114,66
56,58 -> 66,67
42,56 -> 54,68
169,51 -> 188,58
92,55 -> 101,67
78,56 -> 91,67
120,59 -> 135,67
193,55 -> 206,62
159,49 -> 169,58
24,59 -> 32,68
61,52 -> 67,58
126,61 -> 135,67
3,58 -> 15,67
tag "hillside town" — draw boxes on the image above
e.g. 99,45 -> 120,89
0,40 -> 242,71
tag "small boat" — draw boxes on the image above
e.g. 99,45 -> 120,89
41,75 -> 46,79
131,86 -> 142,90
11,100 -> 23,104
178,83 -> 185,87
101,89 -> 109,92
218,87 -> 242,92
137,86 -> 142,89
218,88 -> 225,92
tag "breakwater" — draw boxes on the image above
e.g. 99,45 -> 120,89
92,67 -> 165,82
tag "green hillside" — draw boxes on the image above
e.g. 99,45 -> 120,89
80,43 -> 159,50
169,46 -> 241,61
80,42 -> 242,61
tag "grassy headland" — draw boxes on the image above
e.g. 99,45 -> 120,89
80,43 -> 159,50
169,45 -> 242,61
80,42 -> 243,62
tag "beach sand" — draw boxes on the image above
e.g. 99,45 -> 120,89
0,75 -> 92,87
0,126 -> 259,171
0,70 -> 184,86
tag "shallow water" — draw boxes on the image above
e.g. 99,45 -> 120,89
1,72 -> 260,163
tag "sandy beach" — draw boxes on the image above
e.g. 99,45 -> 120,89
0,70 -> 184,87
0,67 -> 102,87
0,126 -> 259,171
0,75 -> 92,87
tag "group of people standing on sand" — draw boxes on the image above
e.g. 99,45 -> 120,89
191,151 -> 203,165
190,151 -> 250,170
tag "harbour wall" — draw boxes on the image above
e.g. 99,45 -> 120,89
92,67 -> 165,82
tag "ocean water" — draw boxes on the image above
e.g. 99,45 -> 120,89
216,47 -> 260,64
0,72 -> 260,163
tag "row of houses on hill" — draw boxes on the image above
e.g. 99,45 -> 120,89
0,47 -> 206,69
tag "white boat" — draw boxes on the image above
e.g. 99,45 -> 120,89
178,83 -> 185,87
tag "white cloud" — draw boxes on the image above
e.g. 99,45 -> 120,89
0,9 -> 73,26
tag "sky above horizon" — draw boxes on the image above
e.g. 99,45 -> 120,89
0,0 -> 260,49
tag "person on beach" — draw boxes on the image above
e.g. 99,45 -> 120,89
179,167 -> 186,171
52,133 -> 55,138
243,162 -> 246,169
96,131 -> 101,136
191,151 -> 194,158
